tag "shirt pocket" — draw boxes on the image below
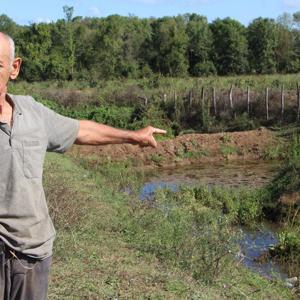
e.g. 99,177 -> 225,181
22,141 -> 46,179
0,145 -> 11,168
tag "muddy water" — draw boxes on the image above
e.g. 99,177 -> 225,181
140,160 -> 280,200
239,226 -> 287,280
139,160 -> 288,280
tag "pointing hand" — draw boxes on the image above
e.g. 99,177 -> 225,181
135,126 -> 167,148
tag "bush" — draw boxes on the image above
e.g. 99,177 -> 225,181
124,187 -> 239,282
192,61 -> 217,76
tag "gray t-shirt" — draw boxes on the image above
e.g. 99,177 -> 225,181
0,94 -> 79,259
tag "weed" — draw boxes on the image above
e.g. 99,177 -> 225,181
263,142 -> 285,160
220,144 -> 240,157
124,187 -> 238,283
270,230 -> 300,277
221,133 -> 232,143
150,154 -> 164,164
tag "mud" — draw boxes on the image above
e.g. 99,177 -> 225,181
71,127 -> 280,168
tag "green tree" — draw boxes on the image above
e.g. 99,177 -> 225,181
63,6 -> 76,79
276,13 -> 297,72
210,18 -> 248,75
63,5 -> 74,22
149,16 -> 189,76
18,23 -> 53,81
93,15 -> 151,79
93,15 -> 131,79
117,16 -> 151,78
0,14 -> 18,37
71,19 -> 97,81
46,20 -> 71,80
186,14 -> 215,76
247,18 -> 278,74
292,12 -> 300,72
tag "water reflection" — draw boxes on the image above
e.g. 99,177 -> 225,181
239,227 -> 287,280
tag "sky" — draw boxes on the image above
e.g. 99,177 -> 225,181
2,0 -> 300,26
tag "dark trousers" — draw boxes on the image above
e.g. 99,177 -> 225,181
0,242 -> 51,300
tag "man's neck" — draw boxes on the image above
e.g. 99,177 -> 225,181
0,96 -> 6,116
0,94 -> 13,126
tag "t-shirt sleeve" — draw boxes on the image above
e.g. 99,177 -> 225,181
34,101 -> 80,153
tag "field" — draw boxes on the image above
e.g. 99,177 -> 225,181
9,74 -> 300,136
44,152 -> 296,299
19,75 -> 300,298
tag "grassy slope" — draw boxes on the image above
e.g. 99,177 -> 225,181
44,153 -> 293,299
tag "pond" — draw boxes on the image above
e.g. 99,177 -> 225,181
138,160 -> 288,281
140,160 -> 279,200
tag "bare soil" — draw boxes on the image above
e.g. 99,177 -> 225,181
70,127 -> 280,168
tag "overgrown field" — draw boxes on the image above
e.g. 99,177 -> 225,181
9,74 -> 300,136
43,147 -> 298,299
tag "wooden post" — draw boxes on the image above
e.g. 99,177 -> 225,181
297,83 -> 300,121
247,87 -> 250,115
201,86 -> 205,124
281,84 -> 285,119
213,87 -> 217,116
173,91 -> 177,120
189,90 -> 193,107
138,96 -> 148,106
174,91 -> 178,121
229,85 -> 234,110
163,93 -> 167,103
265,87 -> 269,121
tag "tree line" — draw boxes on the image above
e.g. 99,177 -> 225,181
1,7 -> 300,82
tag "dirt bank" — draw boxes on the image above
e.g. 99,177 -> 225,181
70,128 -> 281,168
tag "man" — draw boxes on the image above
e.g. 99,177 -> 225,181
0,32 -> 166,299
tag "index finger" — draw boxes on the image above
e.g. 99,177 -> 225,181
152,128 -> 167,134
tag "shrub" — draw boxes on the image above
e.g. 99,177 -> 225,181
124,187 -> 238,282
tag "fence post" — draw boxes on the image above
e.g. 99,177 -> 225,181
265,87 -> 269,121
163,93 -> 167,103
189,90 -> 193,107
201,86 -> 205,126
213,87 -> 217,116
173,91 -> 180,121
247,86 -> 250,116
138,96 -> 148,106
281,84 -> 285,119
297,83 -> 300,121
229,85 -> 233,111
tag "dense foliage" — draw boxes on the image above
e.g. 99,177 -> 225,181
2,8 -> 300,82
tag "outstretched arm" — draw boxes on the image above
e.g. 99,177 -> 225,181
75,120 -> 166,148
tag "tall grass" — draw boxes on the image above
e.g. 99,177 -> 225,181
9,74 -> 300,135
43,153 -> 295,298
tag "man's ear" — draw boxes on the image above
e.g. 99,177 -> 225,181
9,57 -> 22,80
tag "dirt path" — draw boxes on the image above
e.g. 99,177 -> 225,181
70,128 -> 281,168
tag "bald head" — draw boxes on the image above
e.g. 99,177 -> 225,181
0,32 -> 15,64
0,32 -> 21,86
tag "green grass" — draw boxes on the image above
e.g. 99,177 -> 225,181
43,152 -> 295,299
9,74 -> 300,137
150,153 -> 164,164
